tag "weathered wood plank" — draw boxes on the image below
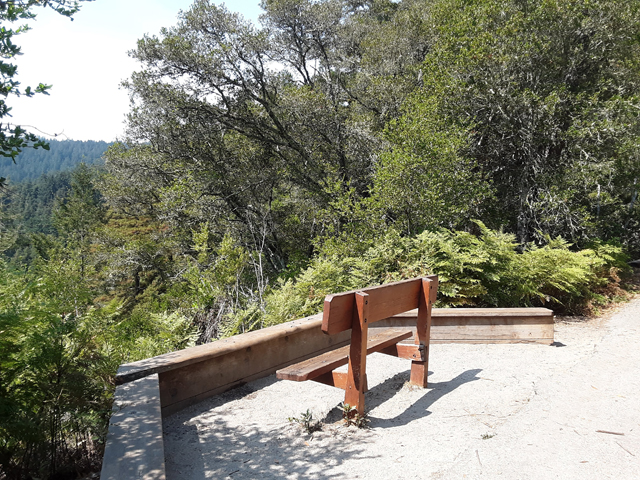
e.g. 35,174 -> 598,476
430,338 -> 552,344
345,292 -> 370,414
410,277 -> 435,387
101,374 -> 165,480
156,314 -> 351,416
276,328 -> 412,382
311,371 -> 349,390
379,343 -> 425,361
397,307 -> 554,319
322,278 -> 424,334
374,307 -> 555,344
117,313 -> 330,385
427,323 -> 553,340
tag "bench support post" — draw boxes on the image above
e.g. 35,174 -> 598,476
312,371 -> 353,390
410,277 -> 436,387
379,343 -> 425,361
345,292 -> 369,416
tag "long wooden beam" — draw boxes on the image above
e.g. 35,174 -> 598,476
374,307 -> 554,344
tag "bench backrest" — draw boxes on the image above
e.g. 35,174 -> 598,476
322,276 -> 438,335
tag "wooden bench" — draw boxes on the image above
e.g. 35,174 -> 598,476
277,276 -> 438,416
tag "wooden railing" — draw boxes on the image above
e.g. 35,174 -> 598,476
100,307 -> 554,479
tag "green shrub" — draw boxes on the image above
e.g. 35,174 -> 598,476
255,256 -> 364,329
0,251 -> 198,479
236,224 -> 632,332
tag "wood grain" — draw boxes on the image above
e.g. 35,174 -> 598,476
374,307 -> 554,344
344,292 -> 369,414
117,313 -> 328,385
276,328 -> 412,382
410,277 -> 435,387
379,343 -> 425,361
311,371 -> 349,390
158,318 -> 351,416
373,318 -> 554,344
322,278 -> 425,334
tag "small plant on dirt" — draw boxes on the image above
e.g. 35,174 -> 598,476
481,433 -> 495,440
340,402 -> 370,428
288,409 -> 322,434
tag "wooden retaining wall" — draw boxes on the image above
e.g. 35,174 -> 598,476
377,307 -> 555,344
115,313 -> 351,416
100,307 -> 554,479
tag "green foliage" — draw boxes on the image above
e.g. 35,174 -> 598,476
396,0 -> 640,249
3,170 -> 71,237
288,409 -> 322,434
0,252 -> 108,478
53,163 -> 106,245
251,224 -> 630,331
114,311 -> 198,363
339,403 -> 369,428
106,0 -> 442,272
372,80 -> 493,234
2,1 -> 639,476
0,243 -> 198,478
181,228 -> 251,340
0,186 -> 18,252
258,255 -> 364,328
184,228 -> 249,306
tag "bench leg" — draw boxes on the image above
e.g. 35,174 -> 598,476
410,277 -> 435,387
312,371 -> 368,392
345,292 -> 369,416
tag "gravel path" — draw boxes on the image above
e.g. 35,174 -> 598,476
164,298 -> 640,479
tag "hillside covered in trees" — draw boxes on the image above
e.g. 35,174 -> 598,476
0,139 -> 110,183
1,0 -> 639,478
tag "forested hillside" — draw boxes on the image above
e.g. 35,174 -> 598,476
1,0 -> 639,478
0,139 -> 109,183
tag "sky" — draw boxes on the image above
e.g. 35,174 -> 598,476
8,0 -> 263,142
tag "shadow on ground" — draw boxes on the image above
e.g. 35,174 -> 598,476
163,368 -> 482,478
163,378 -> 378,479
320,368 -> 482,428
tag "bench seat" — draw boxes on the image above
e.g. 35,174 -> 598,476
276,328 -> 412,382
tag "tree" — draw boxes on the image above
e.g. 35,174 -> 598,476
0,184 -> 17,251
371,82 -> 493,235
53,163 -> 106,276
0,1 -> 88,187
383,0 -> 640,250
107,0 -> 437,272
53,163 -> 105,245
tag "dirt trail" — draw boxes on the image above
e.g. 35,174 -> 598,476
164,298 -> 640,479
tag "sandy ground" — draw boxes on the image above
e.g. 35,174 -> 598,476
163,298 -> 640,479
